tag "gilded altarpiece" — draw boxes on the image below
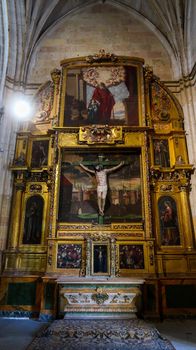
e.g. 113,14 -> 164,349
1,52 -> 196,319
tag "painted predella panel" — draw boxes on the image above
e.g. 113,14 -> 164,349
57,244 -> 82,268
64,65 -> 139,126
23,195 -> 44,244
58,150 -> 142,224
119,244 -> 145,269
158,196 -> 180,246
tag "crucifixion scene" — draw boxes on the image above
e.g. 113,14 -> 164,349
79,160 -> 124,216
58,151 -> 142,223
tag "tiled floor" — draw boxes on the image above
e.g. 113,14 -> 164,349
152,319 -> 196,350
0,318 -> 195,350
0,319 -> 48,350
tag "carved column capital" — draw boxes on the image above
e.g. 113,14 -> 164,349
15,182 -> 25,192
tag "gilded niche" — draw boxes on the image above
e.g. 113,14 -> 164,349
158,196 -> 180,246
22,195 -> 44,245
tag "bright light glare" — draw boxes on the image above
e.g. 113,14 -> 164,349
12,98 -> 32,120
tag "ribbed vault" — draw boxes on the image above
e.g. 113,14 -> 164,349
4,0 -> 196,87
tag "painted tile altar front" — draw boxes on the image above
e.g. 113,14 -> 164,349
58,277 -> 144,318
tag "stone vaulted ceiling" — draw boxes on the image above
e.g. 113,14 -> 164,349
1,0 -> 196,91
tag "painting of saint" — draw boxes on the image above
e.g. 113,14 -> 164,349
23,195 -> 44,244
58,151 -> 142,224
31,140 -> 49,168
14,151 -> 26,166
90,82 -> 115,123
158,196 -> 180,245
63,65 -> 139,126
176,155 -> 185,165
57,244 -> 82,268
154,139 -> 170,167
93,244 -> 108,274
119,244 -> 145,269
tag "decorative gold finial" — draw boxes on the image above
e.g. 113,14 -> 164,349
51,68 -> 61,84
86,49 -> 118,63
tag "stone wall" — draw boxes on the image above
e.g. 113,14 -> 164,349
27,3 -> 173,84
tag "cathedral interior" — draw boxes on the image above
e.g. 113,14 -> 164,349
0,0 -> 196,348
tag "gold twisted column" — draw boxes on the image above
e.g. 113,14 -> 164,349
85,238 -> 91,276
110,238 -> 116,277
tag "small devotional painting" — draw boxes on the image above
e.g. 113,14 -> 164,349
158,196 -> 180,246
92,243 -> 109,275
58,150 -> 142,224
63,65 -> 139,126
153,139 -> 170,167
31,140 -> 49,168
57,244 -> 82,269
23,195 -> 44,244
119,244 -> 145,269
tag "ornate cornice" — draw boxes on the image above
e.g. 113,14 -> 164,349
86,49 -> 118,63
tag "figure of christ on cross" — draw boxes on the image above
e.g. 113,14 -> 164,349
79,161 -> 124,216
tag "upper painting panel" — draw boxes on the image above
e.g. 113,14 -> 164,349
61,64 -> 140,127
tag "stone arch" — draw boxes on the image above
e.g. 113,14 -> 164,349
25,1 -> 173,83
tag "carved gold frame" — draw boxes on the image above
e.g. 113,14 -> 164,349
116,240 -> 149,275
59,56 -> 144,128
12,134 -> 28,168
19,182 -> 49,250
91,240 -> 110,276
150,136 -> 172,168
154,192 -> 185,251
54,142 -> 150,235
54,239 -> 85,275
28,136 -> 51,169
149,134 -> 189,170
49,128 -> 152,242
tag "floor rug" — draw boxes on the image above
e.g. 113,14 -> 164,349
27,319 -> 176,350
